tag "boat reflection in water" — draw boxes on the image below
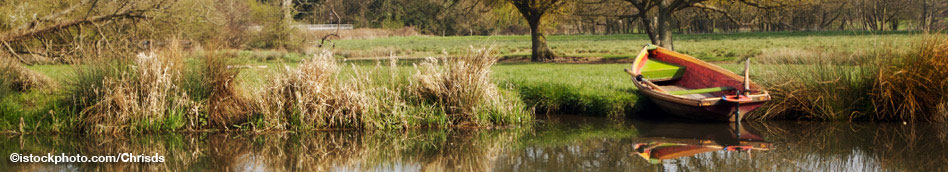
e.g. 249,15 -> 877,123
632,121 -> 772,164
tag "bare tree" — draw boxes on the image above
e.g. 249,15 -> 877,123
507,0 -> 568,62
623,0 -> 779,50
917,0 -> 948,32
0,0 -> 168,63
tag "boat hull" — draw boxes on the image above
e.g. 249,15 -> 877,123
628,45 -> 770,122
637,83 -> 763,122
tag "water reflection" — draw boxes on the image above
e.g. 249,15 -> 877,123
631,122 -> 772,164
2,117 -> 948,171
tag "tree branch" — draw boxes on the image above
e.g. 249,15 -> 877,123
692,3 -> 752,26
0,9 -> 146,43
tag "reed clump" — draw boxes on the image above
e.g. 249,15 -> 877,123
255,50 -> 369,129
254,48 -> 529,130
753,34 -> 948,122
201,53 -> 251,128
752,63 -> 876,120
77,52 -> 193,133
872,35 -> 948,122
412,48 -> 528,125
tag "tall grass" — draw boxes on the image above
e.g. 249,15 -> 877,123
872,35 -> 948,122
202,52 -> 250,128
254,50 -> 370,129
412,48 -> 521,125
752,63 -> 877,120
76,52 -> 192,133
254,49 -> 530,130
752,34 -> 948,122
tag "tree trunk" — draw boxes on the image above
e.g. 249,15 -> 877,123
920,0 -> 933,32
282,0 -> 294,23
889,19 -> 899,31
528,18 -> 554,62
641,16 -> 660,46
657,5 -> 674,50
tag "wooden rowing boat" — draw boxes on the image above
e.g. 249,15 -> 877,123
625,45 -> 770,122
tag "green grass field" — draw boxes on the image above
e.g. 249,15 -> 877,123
2,31 -> 935,132
334,31 -> 921,61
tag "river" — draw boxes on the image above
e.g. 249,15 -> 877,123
3,115 -> 947,171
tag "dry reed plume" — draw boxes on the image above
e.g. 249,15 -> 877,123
80,52 -> 192,133
256,50 -> 370,129
412,48 -> 519,125
255,48 -> 528,129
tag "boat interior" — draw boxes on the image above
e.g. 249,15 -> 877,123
639,59 -> 738,100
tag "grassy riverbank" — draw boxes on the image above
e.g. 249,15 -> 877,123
1,48 -> 531,133
1,32 -> 944,133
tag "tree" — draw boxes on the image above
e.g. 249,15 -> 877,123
508,0 -> 567,62
623,0 -> 778,50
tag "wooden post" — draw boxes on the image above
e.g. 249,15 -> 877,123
743,57 -> 750,95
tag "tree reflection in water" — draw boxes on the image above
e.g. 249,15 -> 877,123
2,117 -> 948,171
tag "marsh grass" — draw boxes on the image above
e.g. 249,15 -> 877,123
202,52 -> 251,128
254,50 -> 370,129
871,35 -> 948,122
77,52 -> 191,133
751,34 -> 948,122
412,48 -> 528,125
751,63 -> 877,120
253,48 -> 529,130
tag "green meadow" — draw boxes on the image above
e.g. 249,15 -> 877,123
334,31 -> 920,61
4,31 -> 944,132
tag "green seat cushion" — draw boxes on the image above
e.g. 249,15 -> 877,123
668,86 -> 735,95
641,60 -> 685,81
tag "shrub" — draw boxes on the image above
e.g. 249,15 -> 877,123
246,0 -> 303,51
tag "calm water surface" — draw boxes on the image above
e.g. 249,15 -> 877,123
3,115 -> 947,171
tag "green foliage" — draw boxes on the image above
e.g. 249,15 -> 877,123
246,0 -> 302,50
